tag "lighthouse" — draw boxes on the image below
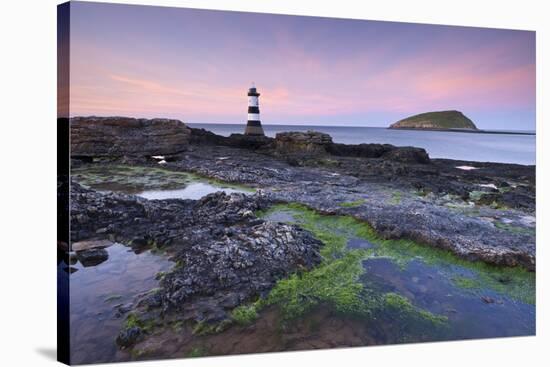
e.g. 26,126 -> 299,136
244,83 -> 265,136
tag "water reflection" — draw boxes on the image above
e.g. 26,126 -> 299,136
361,258 -> 535,340
138,182 -> 250,200
68,243 -> 173,364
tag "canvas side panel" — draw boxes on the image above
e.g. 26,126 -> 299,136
57,2 -> 70,365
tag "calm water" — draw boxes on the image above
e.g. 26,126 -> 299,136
189,123 -> 536,165
138,182 -> 250,200
262,208 -> 535,341
68,243 -> 174,364
361,257 -> 535,340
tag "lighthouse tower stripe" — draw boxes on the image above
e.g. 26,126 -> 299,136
248,96 -> 259,106
245,85 -> 265,136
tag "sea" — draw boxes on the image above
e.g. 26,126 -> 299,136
188,123 -> 536,165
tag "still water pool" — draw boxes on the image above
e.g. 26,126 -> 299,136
66,243 -> 174,364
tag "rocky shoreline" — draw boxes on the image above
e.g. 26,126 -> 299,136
170,128 -> 535,269
67,117 -> 536,356
70,181 -> 323,347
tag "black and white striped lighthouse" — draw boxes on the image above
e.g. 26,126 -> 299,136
244,83 -> 265,136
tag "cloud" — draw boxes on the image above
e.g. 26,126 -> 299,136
68,14 -> 534,127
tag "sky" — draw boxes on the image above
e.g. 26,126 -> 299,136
67,1 -> 536,130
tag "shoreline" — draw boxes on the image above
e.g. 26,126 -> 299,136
186,123 -> 536,165
187,123 -> 535,136
387,126 -> 536,135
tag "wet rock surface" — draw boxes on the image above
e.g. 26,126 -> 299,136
71,116 -> 191,159
76,248 -> 109,267
160,219 -> 322,322
70,181 -> 323,346
275,131 -> 334,155
163,138 -> 534,270
72,239 -> 113,252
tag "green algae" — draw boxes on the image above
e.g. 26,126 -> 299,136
378,293 -> 449,342
469,190 -> 487,202
494,221 -> 535,235
381,293 -> 447,326
264,250 -> 369,320
185,347 -> 208,358
339,199 -> 367,208
122,313 -> 155,333
452,276 -> 479,289
390,191 -> 403,204
192,319 -> 231,335
468,190 -> 508,210
231,304 -> 260,325
259,203 -> 535,305
258,203 -> 447,328
104,294 -> 123,303
171,320 -> 184,332
154,271 -> 166,281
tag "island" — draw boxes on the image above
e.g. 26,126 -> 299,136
388,110 -> 535,135
389,110 -> 478,131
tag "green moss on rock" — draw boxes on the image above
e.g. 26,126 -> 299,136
231,304 -> 260,325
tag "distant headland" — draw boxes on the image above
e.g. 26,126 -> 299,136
390,110 -> 477,130
389,110 -> 534,135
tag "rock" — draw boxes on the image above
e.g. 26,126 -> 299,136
389,110 -> 478,130
189,126 -> 430,164
70,116 -> 191,159
62,266 -> 79,274
328,143 -> 393,158
161,142 -> 534,270
328,143 -> 430,164
189,128 -> 273,150
116,326 -> 144,348
76,248 -> 109,267
114,303 -> 134,318
381,147 -> 430,164
72,239 -> 113,252
275,131 -> 333,155
70,182 -> 322,324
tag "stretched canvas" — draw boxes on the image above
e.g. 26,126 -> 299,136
57,1 -> 536,365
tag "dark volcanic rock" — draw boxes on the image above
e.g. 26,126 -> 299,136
71,116 -> 191,159
270,130 -> 429,164
190,127 -> 430,164
189,128 -> 274,150
76,248 -> 109,267
380,147 -> 430,164
275,131 -> 333,155
116,326 -> 144,348
70,181 -> 323,324
328,143 -> 430,164
160,220 -> 321,322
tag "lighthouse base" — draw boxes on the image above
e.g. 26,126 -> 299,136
244,121 -> 265,136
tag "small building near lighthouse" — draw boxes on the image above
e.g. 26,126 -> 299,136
244,83 -> 265,136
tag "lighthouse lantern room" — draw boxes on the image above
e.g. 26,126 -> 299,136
244,83 -> 265,136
